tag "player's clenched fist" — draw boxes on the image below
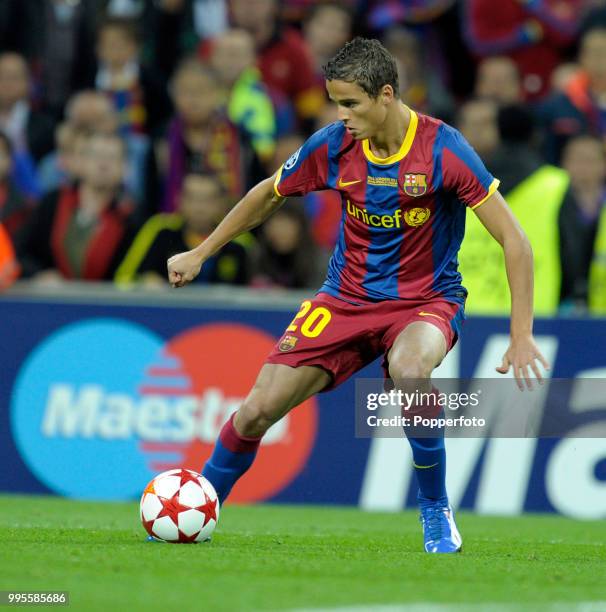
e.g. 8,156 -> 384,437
167,250 -> 203,288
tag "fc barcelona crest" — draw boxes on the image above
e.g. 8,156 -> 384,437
403,173 -> 427,197
279,335 -> 298,352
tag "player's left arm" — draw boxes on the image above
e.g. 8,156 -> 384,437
473,191 -> 550,389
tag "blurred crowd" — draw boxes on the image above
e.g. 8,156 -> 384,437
0,0 -> 606,315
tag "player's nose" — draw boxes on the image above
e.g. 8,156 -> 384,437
338,107 -> 350,123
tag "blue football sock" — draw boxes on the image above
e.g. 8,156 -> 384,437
402,387 -> 447,501
408,435 -> 447,501
201,414 -> 261,504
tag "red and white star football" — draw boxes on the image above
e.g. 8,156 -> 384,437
140,469 -> 219,543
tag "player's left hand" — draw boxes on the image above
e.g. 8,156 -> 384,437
496,334 -> 550,390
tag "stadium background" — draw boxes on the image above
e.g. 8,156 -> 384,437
0,0 -> 605,522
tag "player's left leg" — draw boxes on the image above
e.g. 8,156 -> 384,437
387,321 -> 462,553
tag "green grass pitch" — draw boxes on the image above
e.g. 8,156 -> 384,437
1,494 -> 605,612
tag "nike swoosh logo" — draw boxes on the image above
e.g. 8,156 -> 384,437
338,178 -> 362,188
418,311 -> 446,322
413,462 -> 439,469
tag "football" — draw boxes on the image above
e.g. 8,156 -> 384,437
140,469 -> 219,543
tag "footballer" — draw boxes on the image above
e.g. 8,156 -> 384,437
167,38 -> 549,553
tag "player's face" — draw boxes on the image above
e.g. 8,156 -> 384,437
326,79 -> 389,140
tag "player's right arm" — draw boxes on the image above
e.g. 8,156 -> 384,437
168,175 -> 285,288
168,123 -> 334,288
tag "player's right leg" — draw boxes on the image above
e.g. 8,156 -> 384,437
202,363 -> 331,503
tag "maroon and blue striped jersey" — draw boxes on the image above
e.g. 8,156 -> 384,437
274,108 -> 499,305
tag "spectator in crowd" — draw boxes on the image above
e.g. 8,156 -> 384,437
580,0 -> 606,33
489,105 -> 545,194
251,200 -> 326,289
474,56 -> 523,105
167,0 -> 228,41
94,17 -> 172,137
163,59 -> 263,212
0,52 -> 55,164
383,25 -> 455,121
463,0 -> 581,100
230,0 -> 324,131
65,89 -> 119,134
37,122 -> 84,195
116,172 -> 250,286
456,97 -> 500,164
0,0 -> 603,304
550,61 -> 580,94
459,104 -> 568,315
366,0 -> 455,30
303,3 -> 353,86
104,0 -> 145,18
141,0 -> 225,84
368,1 -> 474,99
282,0 -> 358,25
559,135 -> 606,310
539,26 -> 606,164
0,0 -> 99,118
0,222 -> 19,290
18,132 -> 137,283
210,29 -> 276,165
0,131 -> 34,248
64,89 -> 154,213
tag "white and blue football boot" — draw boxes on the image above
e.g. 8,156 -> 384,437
418,495 -> 462,553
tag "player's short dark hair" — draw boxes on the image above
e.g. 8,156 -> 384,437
323,37 -> 399,99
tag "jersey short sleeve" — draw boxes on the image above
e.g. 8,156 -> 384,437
440,125 -> 500,209
274,124 -> 334,198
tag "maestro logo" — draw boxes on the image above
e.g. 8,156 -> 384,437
10,319 -> 318,502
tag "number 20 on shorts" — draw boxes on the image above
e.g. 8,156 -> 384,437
286,300 -> 332,338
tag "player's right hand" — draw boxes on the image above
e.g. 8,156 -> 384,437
167,250 -> 203,288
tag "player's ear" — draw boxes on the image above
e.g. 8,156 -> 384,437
380,84 -> 395,105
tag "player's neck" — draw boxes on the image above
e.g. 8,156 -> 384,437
367,103 -> 410,159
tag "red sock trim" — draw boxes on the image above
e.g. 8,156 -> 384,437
219,413 -> 263,453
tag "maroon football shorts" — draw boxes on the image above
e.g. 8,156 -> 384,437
266,292 -> 465,390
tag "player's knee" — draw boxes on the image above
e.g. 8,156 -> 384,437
236,392 -> 285,437
388,358 -> 433,381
